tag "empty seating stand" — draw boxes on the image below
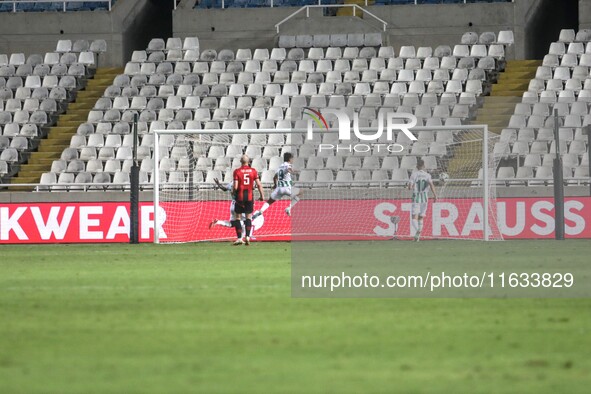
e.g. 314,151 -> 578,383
43,30 -> 515,191
494,28 -> 591,187
0,39 -> 103,183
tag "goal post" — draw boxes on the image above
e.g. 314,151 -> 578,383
152,125 -> 502,243
483,124 -> 490,241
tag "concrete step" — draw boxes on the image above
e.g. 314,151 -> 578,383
95,67 -> 124,75
37,144 -> 67,153
55,120 -> 83,128
501,67 -> 538,74
85,84 -> 111,91
475,108 -> 515,116
478,103 -> 518,111
93,76 -> 120,82
18,164 -> 47,172
492,82 -> 530,91
77,86 -> 107,95
498,72 -> 536,81
16,173 -> 45,182
91,75 -> 117,80
473,114 -> 512,121
58,114 -> 87,122
29,152 -> 62,162
491,91 -> 527,97
40,138 -> 71,146
506,60 -> 542,67
479,99 -> 519,107
483,95 -> 521,103
11,176 -> 41,184
47,126 -> 77,136
28,157 -> 58,165
76,90 -> 105,99
64,109 -> 91,117
68,100 -> 98,109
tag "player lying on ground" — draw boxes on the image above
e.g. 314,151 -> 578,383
253,152 -> 303,218
232,154 -> 265,246
408,158 -> 437,242
209,177 -> 263,240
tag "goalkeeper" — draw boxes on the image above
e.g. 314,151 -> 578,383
209,178 -> 263,239
408,159 -> 437,242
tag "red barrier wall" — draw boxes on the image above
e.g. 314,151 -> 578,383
0,198 -> 590,243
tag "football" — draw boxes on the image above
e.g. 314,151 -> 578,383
439,173 -> 450,182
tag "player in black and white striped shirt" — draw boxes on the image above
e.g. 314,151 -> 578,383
408,159 -> 437,242
253,152 -> 303,218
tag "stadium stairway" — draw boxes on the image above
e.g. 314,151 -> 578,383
472,60 -> 541,134
10,68 -> 122,190
447,60 -> 541,179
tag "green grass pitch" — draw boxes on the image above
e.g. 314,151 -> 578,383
1,240 -> 590,393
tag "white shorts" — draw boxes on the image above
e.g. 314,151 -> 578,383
229,200 -> 236,220
411,202 -> 428,217
271,186 -> 299,201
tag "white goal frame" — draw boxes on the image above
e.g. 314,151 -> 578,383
153,125 -> 494,243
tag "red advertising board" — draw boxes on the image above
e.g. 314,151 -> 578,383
0,198 -> 590,244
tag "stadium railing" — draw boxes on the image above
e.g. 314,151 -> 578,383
194,0 -> 514,9
0,1 -> 114,13
275,4 -> 388,32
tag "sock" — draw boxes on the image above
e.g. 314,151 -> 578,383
217,220 -> 232,228
289,196 -> 300,209
260,202 -> 270,213
418,220 -> 423,232
411,218 -> 418,233
244,219 -> 252,237
231,220 -> 242,239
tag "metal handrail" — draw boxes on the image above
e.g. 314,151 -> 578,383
0,182 -> 147,192
275,4 -> 388,33
202,0 -> 512,10
274,6 -> 307,33
1,0 -> 112,12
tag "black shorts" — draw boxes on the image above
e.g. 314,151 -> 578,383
234,200 -> 254,215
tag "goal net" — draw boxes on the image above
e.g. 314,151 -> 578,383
153,126 -> 503,243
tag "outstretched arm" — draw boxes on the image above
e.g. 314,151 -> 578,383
429,180 -> 437,202
255,178 -> 265,201
214,178 -> 229,192
273,174 -> 278,189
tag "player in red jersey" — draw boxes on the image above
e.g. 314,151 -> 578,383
232,155 -> 265,246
